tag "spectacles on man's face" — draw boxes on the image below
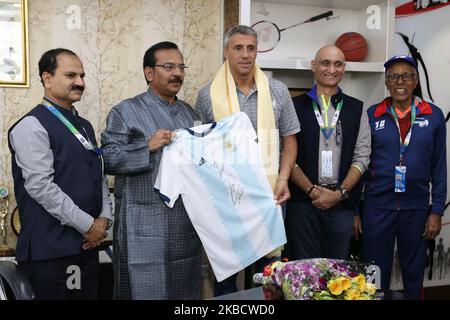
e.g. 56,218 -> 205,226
154,63 -> 188,72
385,72 -> 418,83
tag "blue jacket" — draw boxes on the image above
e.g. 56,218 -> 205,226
365,97 -> 447,215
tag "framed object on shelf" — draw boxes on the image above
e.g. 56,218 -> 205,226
0,0 -> 29,88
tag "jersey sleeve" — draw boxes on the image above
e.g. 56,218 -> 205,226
154,146 -> 183,208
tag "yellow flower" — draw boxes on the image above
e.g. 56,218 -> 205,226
340,277 -> 351,291
358,294 -> 373,300
327,279 -> 343,296
344,288 -> 360,300
353,274 -> 366,290
364,283 -> 377,295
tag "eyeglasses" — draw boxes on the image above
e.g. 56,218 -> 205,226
154,63 -> 188,72
385,72 -> 418,83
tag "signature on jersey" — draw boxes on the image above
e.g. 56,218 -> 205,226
227,178 -> 245,206
209,160 -> 246,205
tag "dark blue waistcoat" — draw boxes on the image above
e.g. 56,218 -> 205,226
289,91 -> 364,210
8,103 -> 102,261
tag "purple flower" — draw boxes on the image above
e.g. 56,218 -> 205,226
318,277 -> 327,290
254,258 -> 375,300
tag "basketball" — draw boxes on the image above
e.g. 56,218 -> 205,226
335,32 -> 368,62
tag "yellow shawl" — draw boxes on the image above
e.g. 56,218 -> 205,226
210,60 -> 279,190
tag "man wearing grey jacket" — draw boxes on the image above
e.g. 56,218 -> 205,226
101,41 -> 202,300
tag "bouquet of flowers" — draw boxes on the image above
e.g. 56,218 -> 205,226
253,258 -> 379,300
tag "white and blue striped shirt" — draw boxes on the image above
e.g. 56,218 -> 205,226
155,112 -> 286,281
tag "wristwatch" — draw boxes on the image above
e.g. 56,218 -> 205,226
336,186 -> 349,200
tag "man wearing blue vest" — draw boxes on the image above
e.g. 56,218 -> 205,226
8,48 -> 112,299
286,45 -> 371,260
362,55 -> 446,299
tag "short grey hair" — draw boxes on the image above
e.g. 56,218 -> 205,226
223,25 -> 258,48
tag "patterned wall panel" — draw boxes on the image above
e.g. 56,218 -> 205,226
0,0 -> 221,249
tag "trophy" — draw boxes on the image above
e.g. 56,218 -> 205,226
0,185 -> 15,257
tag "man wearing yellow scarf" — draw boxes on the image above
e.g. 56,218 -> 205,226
195,25 -> 300,296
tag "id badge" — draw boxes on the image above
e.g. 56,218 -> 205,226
395,166 -> 406,193
321,151 -> 333,177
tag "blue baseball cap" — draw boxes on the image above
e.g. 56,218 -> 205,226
384,55 -> 418,73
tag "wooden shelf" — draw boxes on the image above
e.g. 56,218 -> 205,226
257,58 -> 385,72
240,0 -> 394,106
345,62 -> 385,72
254,0 -> 387,10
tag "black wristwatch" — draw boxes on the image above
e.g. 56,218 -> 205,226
336,186 -> 349,200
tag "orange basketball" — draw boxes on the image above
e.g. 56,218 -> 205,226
335,32 -> 368,62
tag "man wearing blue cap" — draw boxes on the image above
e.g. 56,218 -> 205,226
360,55 -> 446,299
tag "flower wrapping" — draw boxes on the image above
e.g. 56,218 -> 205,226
253,258 -> 379,300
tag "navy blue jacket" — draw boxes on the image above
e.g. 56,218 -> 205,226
365,97 -> 447,214
8,102 -> 103,261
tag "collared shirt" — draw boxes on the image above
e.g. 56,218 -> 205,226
394,105 -> 411,119
195,77 -> 300,137
9,98 -> 113,234
394,106 -> 412,142
316,93 -> 371,184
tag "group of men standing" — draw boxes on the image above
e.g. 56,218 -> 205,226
8,24 -> 446,300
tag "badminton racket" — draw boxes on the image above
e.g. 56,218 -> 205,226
251,10 -> 333,52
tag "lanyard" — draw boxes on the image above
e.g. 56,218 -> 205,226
312,97 -> 343,142
390,101 -> 416,164
41,99 -> 102,156
321,95 -> 330,127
